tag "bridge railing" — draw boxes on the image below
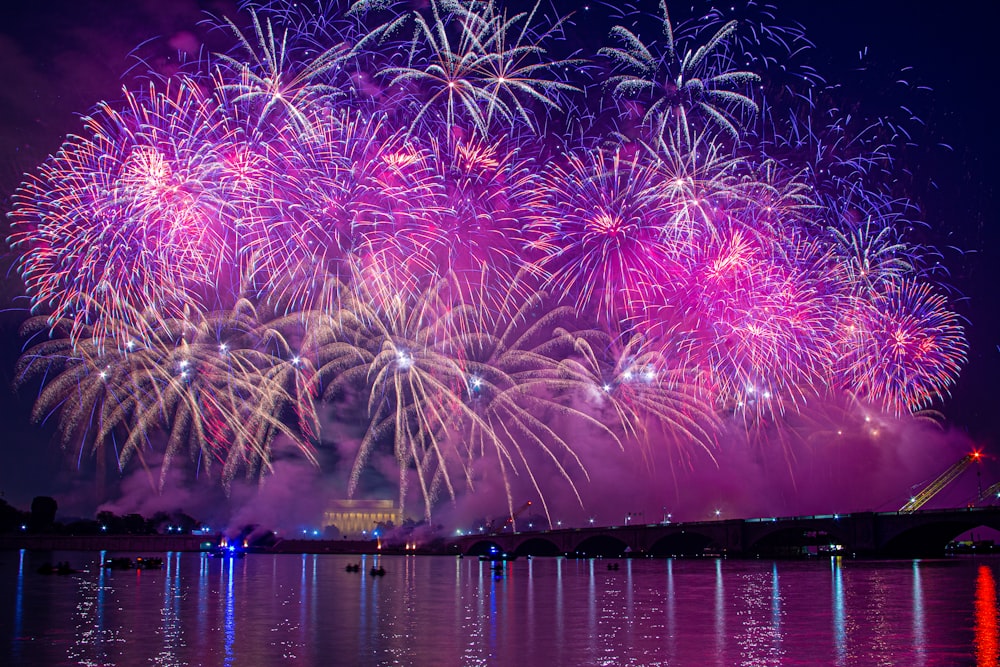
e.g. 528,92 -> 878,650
875,506 -> 988,517
482,506 -> 998,539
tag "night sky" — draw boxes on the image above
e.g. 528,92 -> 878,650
0,0 -> 997,526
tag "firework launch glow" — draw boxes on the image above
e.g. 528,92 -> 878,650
6,0 -> 968,523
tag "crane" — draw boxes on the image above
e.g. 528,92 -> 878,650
899,452 -> 980,513
977,481 -> 1000,505
488,501 -> 533,533
504,501 -> 533,531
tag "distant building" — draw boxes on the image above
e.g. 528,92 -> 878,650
324,499 -> 401,538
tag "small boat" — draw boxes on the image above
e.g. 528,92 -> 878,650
478,553 -> 517,562
206,540 -> 247,558
345,563 -> 361,573
209,546 -> 246,559
38,562 -> 80,575
135,557 -> 163,570
103,557 -> 135,570
369,566 -> 386,576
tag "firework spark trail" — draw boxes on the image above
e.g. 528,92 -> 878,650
836,280 -> 967,418
5,0 -> 969,521
600,6 -> 760,138
532,147 -> 679,326
377,0 -> 579,138
9,82 -> 234,349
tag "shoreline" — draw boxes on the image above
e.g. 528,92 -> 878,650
0,534 -> 430,556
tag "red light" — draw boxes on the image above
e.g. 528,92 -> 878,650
975,565 -> 999,666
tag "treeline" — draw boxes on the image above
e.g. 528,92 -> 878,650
0,496 -> 202,536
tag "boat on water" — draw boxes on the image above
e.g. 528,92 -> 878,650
103,557 -> 134,570
102,556 -> 164,570
206,537 -> 248,558
478,553 -> 517,562
38,562 -> 81,575
946,540 -> 998,555
207,545 -> 246,558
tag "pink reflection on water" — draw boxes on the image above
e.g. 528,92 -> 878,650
4,553 -> 994,664
975,564 -> 999,667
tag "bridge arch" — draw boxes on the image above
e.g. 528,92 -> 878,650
649,530 -> 717,557
464,539 -> 505,557
513,537 -> 562,557
746,522 -> 851,557
880,516 -> 1000,557
571,534 -> 631,557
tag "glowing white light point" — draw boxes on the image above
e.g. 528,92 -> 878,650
397,351 -> 413,370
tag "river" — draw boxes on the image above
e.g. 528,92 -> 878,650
1,550 -> 996,666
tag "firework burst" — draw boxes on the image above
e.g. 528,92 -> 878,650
6,0 -> 967,522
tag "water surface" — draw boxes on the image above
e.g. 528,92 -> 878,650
1,550 -> 995,666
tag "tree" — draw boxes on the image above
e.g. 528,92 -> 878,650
30,496 -> 57,531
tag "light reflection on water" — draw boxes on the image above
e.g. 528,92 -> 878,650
975,565 -> 999,667
913,560 -> 926,667
223,556 -> 234,667
13,549 -> 24,664
0,551 -> 994,666
833,556 -> 847,665
715,557 -> 725,664
732,562 -> 784,666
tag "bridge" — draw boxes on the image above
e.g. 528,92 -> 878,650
450,507 -> 1000,558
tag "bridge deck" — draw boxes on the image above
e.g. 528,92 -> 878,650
452,507 -> 1000,558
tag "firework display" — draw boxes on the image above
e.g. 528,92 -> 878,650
7,0 -> 967,521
